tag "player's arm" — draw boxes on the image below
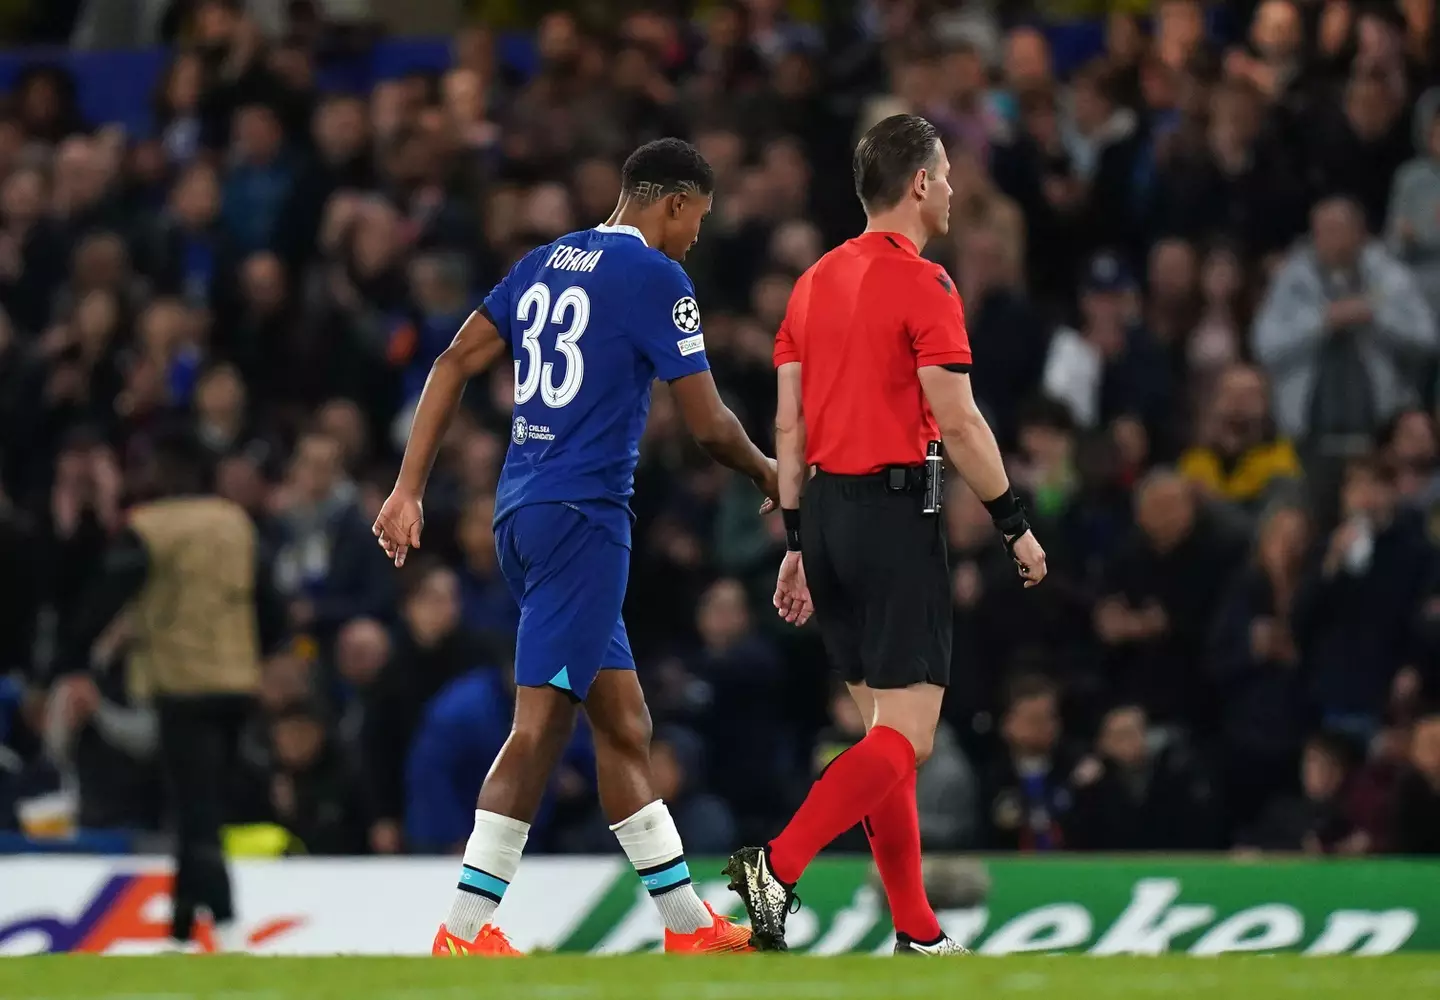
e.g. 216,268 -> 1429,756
635,264 -> 778,508
669,371 -> 778,508
374,308 -> 507,567
910,268 -> 1047,586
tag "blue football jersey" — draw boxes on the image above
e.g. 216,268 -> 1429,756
483,224 -> 709,543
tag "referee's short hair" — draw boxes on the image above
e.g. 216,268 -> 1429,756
853,113 -> 941,212
622,138 -> 715,205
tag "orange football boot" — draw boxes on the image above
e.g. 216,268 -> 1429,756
432,923 -> 523,957
663,903 -> 754,954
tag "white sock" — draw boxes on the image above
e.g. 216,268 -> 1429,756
444,810 -> 530,939
610,800 -> 712,935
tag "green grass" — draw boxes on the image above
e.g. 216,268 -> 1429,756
2,956 -> 1439,1000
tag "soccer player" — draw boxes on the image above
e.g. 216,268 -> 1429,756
726,114 -> 1047,953
373,138 -> 775,956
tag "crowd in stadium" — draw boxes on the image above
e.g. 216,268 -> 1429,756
1,0 -> 1440,859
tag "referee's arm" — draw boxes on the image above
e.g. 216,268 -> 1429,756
774,361 -> 806,509
919,366 -> 1048,586
917,367 -> 1009,501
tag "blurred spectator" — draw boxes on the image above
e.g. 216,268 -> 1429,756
1158,78 -> 1303,257
1178,363 -> 1303,512
1210,502 -> 1314,834
1392,712 -> 1440,853
1188,242 -> 1252,386
155,51 -> 206,167
403,667 -> 511,854
960,224 -> 1051,449
664,578 -> 793,838
1241,732 -> 1367,853
1295,457 -> 1433,738
222,104 -> 297,256
1068,705 -> 1219,850
1387,95 -> 1440,319
144,161 -> 232,307
1254,197 -> 1438,459
1350,721 -> 1414,849
362,560 -> 497,853
12,65 -> 85,144
645,725 -> 736,856
1042,251 -> 1172,441
1381,408 -> 1440,507
1094,469 -> 1246,727
262,702 -> 366,854
0,166 -> 69,336
979,675 -> 1076,851
271,429 -> 395,639
1155,0 -> 1208,72
454,494 -> 518,641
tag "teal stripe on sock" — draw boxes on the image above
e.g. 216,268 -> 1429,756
459,866 -> 510,900
640,859 -> 691,893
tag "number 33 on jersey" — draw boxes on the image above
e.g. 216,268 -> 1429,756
481,223 -> 712,529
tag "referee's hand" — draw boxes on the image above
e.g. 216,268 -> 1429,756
774,551 -> 813,625
1009,530 -> 1048,588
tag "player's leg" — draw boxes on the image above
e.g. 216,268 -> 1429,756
582,594 -> 747,950
440,684 -> 577,943
436,505 -> 593,953
585,668 -> 715,937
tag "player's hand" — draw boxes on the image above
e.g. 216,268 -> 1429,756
1008,530 -> 1048,588
373,490 -> 424,568
773,550 -> 814,626
754,457 -> 780,515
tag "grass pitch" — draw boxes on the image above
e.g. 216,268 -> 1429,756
2,955 -> 1439,1000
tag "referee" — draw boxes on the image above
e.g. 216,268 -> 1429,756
55,430 -> 285,951
725,114 -> 1046,954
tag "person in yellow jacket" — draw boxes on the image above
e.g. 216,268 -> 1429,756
1179,363 -> 1304,508
54,430 -> 287,952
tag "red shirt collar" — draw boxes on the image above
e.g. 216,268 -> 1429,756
859,231 -> 919,256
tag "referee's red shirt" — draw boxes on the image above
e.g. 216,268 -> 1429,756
773,231 -> 972,475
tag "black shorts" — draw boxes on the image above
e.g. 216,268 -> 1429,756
801,468 -> 952,690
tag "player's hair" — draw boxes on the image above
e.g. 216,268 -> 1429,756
853,113 -> 942,213
621,138 -> 715,206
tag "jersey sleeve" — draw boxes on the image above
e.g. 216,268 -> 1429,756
773,317 -> 798,367
631,260 -> 710,382
908,266 -> 973,369
481,246 -> 548,346
772,269 -> 807,367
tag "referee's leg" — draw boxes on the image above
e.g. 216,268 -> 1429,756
850,681 -> 945,946
763,484 -> 944,885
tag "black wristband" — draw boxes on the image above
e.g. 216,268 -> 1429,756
984,489 -> 1031,554
982,488 -> 1021,523
782,508 -> 802,551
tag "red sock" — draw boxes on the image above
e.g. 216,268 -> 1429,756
768,726 -> 915,885
865,769 -> 941,942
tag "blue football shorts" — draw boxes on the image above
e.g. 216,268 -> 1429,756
494,501 -> 636,700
